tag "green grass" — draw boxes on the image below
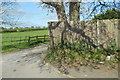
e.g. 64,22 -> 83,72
2,30 -> 48,37
1,30 -> 49,53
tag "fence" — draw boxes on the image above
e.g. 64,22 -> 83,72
2,35 -> 49,46
2,36 -> 28,43
27,35 -> 49,45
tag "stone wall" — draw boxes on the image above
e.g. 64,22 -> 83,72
48,19 -> 120,49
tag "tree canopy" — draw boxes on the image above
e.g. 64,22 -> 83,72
41,1 -> 120,21
92,8 -> 120,20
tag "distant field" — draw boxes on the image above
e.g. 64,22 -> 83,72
2,30 -> 48,37
1,30 -> 49,53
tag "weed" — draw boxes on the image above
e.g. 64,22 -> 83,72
45,40 -> 119,69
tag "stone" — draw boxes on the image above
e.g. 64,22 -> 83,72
75,67 -> 80,71
110,55 -> 115,60
93,65 -> 100,69
58,66 -> 65,72
17,60 -> 20,62
106,56 -> 111,61
64,69 -> 69,75
13,69 -> 16,72
84,75 -> 88,77
99,62 -> 104,64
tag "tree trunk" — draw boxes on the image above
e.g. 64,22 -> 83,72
55,3 -> 67,21
69,2 -> 80,21
43,2 -> 67,21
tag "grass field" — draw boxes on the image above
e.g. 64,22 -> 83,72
1,30 -> 49,53
2,30 -> 48,37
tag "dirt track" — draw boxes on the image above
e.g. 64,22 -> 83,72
1,44 -> 118,78
2,44 -> 68,78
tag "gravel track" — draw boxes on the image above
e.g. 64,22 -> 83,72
1,44 -> 118,78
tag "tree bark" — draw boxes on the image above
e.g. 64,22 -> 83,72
55,3 -> 67,21
43,2 -> 67,21
69,2 -> 80,21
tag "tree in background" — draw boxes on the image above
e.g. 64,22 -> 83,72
1,1 -> 24,27
92,8 -> 120,20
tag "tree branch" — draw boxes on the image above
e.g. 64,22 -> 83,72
42,1 -> 61,7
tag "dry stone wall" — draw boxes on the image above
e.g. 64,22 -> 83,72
48,19 -> 120,49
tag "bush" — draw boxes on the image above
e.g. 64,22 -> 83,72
3,29 -> 17,32
45,40 -> 119,68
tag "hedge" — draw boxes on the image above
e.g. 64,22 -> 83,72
0,27 -> 48,33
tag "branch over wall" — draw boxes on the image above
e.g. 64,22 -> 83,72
48,19 -> 120,49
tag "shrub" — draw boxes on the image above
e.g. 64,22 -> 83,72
45,40 -> 119,68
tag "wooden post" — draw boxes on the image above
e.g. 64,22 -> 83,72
36,36 -> 38,42
19,36 -> 21,44
28,36 -> 30,45
44,35 -> 46,42
10,37 -> 12,47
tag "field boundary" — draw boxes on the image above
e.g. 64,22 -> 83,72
2,35 -> 49,45
28,35 -> 49,45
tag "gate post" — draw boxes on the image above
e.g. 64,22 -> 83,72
28,36 -> 30,45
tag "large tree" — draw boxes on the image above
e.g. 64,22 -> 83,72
41,1 -> 80,21
41,0 -> 120,21
40,0 -> 120,49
